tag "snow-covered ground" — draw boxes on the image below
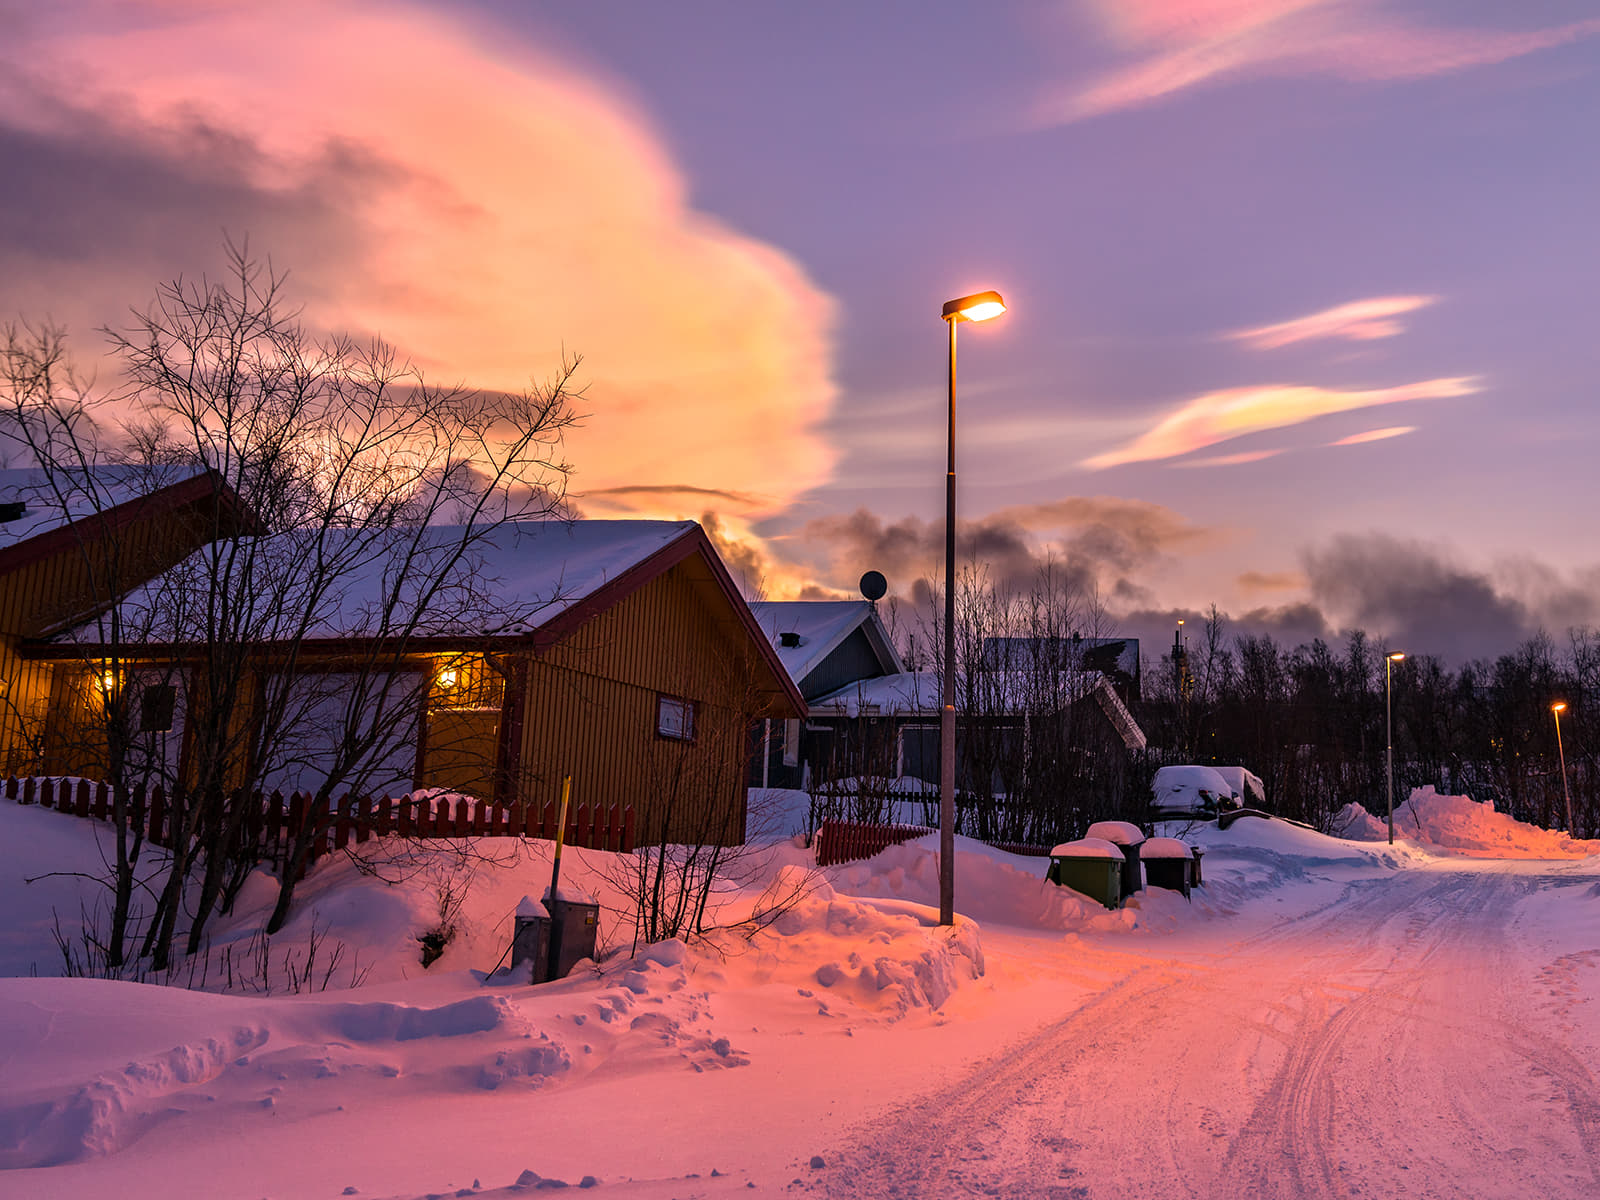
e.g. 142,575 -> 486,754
2,788 -> 1598,1199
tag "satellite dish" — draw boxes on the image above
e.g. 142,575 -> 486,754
859,570 -> 888,602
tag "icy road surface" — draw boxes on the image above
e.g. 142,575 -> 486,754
814,863 -> 1600,1200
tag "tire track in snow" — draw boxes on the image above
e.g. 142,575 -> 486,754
812,865 -> 1600,1200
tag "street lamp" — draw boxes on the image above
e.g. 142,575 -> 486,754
1552,701 -> 1574,833
1385,651 -> 1405,845
938,288 -> 1007,927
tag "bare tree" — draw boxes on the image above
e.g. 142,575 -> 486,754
2,242 -> 581,970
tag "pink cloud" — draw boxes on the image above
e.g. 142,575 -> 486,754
1041,1 -> 1600,122
0,0 -> 838,521
1171,448 -> 1285,467
1328,425 -> 1417,446
1229,295 -> 1437,350
1083,376 -> 1477,469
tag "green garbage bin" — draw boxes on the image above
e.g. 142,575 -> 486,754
1141,836 -> 1194,899
1086,820 -> 1147,898
1046,838 -> 1124,910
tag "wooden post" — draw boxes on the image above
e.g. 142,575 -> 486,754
547,775 -> 572,982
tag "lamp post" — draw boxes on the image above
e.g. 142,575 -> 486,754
1552,701 -> 1574,833
1385,650 -> 1405,845
938,289 -> 1006,927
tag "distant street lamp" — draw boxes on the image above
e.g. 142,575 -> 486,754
1552,701 -> 1574,833
938,289 -> 1007,927
1385,651 -> 1405,845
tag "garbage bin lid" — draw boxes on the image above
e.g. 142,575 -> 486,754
1049,837 -> 1125,861
1085,820 -> 1146,846
1141,836 -> 1193,859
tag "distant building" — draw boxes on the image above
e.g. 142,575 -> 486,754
746,599 -> 903,790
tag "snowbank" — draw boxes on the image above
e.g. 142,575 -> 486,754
1336,786 -> 1600,859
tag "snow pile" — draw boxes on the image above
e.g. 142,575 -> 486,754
1335,786 -> 1600,859
824,835 -> 1124,932
768,878 -> 984,1017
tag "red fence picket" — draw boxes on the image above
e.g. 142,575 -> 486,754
814,819 -> 933,867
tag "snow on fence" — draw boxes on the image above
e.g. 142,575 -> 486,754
813,818 -> 1054,867
2,776 -> 635,874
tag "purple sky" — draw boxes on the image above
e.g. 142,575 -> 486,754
2,1 -> 1597,660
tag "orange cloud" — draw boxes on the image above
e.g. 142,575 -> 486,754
1229,295 -> 1437,350
1041,1 -> 1600,122
0,0 -> 837,519
1083,377 -> 1477,469
1329,425 -> 1416,446
1238,568 -> 1307,593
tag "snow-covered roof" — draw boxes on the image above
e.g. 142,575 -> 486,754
747,600 -> 904,689
806,670 -> 943,716
70,519 -> 699,643
0,464 -> 212,549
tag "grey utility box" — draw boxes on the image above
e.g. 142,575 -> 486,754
1046,838 -> 1124,910
1087,820 -> 1147,899
544,885 -> 600,979
1141,836 -> 1194,899
510,896 -> 552,981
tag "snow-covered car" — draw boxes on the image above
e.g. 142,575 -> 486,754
1211,765 -> 1266,809
1149,764 -> 1236,818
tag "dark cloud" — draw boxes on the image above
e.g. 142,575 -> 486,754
795,497 -> 1211,607
1300,534 -> 1552,662
698,511 -> 770,600
0,95 -> 397,346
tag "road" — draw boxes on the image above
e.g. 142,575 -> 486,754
814,865 -> 1600,1199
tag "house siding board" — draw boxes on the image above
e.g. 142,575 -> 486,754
513,560 -> 756,844
800,627 -> 889,700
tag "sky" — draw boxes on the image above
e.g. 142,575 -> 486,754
2,0 -> 1597,662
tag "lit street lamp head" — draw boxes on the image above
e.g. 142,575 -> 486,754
1387,651 -> 1406,662
1552,701 -> 1568,713
942,290 -> 1006,323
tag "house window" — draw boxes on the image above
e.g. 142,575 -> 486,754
657,694 -> 696,741
781,718 -> 800,767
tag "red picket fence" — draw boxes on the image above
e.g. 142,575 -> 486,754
813,818 -> 1052,867
986,841 -> 1053,858
3,777 -> 635,874
814,819 -> 933,867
